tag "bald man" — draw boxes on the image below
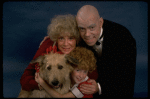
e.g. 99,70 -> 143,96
76,5 -> 136,97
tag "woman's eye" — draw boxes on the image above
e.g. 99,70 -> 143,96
69,36 -> 75,40
79,28 -> 85,32
76,69 -> 80,72
58,37 -> 64,40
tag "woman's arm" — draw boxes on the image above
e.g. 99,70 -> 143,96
35,72 -> 75,98
20,37 -> 53,91
20,63 -> 39,91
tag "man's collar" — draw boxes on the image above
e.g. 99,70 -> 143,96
98,27 -> 103,42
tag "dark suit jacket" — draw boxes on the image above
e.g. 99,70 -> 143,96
78,19 -> 136,97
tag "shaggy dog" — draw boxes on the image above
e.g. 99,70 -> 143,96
18,52 -> 78,98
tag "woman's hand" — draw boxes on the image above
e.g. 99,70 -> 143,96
35,72 -> 45,88
79,79 -> 99,95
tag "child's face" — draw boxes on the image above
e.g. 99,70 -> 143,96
71,68 -> 88,84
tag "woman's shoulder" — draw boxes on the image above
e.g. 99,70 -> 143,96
39,36 -> 54,48
32,37 -> 54,59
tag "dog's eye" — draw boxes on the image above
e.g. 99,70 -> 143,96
47,66 -> 51,70
58,65 -> 63,70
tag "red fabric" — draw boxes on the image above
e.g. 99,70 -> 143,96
78,78 -> 93,98
35,63 -> 40,73
20,38 -> 62,91
88,69 -> 98,81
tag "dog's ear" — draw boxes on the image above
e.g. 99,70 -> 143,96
65,55 -> 79,66
30,55 -> 45,66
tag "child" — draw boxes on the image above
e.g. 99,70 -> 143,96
35,47 -> 97,98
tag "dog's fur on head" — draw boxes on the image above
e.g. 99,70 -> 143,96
18,52 -> 78,98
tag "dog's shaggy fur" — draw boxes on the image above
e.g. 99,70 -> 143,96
18,52 -> 78,98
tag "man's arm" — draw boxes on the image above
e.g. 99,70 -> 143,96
99,28 -> 136,96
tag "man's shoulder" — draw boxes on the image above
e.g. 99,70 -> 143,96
103,19 -> 133,39
103,19 -> 128,31
103,19 -> 136,46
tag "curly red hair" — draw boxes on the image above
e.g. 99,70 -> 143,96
68,47 -> 97,73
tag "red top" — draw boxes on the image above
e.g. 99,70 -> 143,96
20,38 -> 98,91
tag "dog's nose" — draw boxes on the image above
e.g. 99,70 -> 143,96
52,80 -> 59,86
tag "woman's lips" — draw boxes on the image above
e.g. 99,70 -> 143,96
63,48 -> 70,51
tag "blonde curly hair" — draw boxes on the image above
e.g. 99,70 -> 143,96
68,47 -> 97,73
47,14 -> 80,44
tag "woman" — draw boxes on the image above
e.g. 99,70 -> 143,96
20,14 -> 80,91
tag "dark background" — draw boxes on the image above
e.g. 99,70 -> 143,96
3,1 -> 148,98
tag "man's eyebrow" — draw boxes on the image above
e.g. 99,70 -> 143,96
88,24 -> 96,28
78,26 -> 84,28
78,24 -> 96,28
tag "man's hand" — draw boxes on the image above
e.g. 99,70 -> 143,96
79,79 -> 99,95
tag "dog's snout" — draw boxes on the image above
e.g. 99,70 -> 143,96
52,80 -> 59,86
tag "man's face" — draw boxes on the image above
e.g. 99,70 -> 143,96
77,16 -> 102,46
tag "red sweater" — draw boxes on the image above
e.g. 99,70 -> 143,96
20,38 -> 98,91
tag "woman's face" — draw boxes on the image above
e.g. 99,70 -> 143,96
71,68 -> 88,84
57,33 -> 76,54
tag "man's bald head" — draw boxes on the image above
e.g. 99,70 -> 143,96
76,5 -> 104,46
76,5 -> 100,21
